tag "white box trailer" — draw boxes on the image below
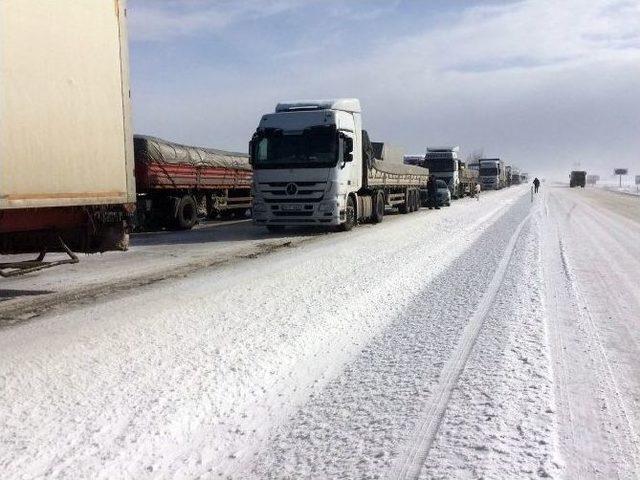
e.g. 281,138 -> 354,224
0,1 -> 134,275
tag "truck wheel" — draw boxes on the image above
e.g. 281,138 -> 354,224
413,191 -> 420,211
174,195 -> 197,230
399,193 -> 409,214
372,192 -> 384,223
220,210 -> 237,220
340,196 -> 356,231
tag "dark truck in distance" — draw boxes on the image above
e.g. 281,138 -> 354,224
570,170 -> 587,188
134,135 -> 252,230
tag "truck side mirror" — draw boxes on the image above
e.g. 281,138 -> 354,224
343,136 -> 353,162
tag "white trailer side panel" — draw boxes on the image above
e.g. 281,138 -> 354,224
0,0 -> 134,209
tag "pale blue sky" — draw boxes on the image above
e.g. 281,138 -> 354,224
128,0 -> 640,179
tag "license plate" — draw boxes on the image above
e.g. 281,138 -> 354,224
281,204 -> 303,211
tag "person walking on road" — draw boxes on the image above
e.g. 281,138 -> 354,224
474,182 -> 481,201
533,177 -> 540,193
427,175 -> 439,210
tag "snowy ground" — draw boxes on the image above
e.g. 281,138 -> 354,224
590,180 -> 640,197
1,185 -> 638,479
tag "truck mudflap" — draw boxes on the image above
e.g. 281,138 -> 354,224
0,235 -> 78,277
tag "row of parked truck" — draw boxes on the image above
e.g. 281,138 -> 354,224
0,2 -> 524,275
407,147 -> 527,197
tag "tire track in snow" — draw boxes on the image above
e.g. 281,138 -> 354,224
391,211 -> 533,480
538,192 -> 579,477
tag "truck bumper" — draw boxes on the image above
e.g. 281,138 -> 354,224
253,204 -> 342,227
253,214 -> 341,227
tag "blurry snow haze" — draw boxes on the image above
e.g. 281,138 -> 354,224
128,0 -> 640,181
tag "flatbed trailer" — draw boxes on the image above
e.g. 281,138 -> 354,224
134,136 -> 252,230
458,163 -> 479,196
364,137 -> 430,214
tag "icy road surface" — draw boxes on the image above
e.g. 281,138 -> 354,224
1,185 -> 638,479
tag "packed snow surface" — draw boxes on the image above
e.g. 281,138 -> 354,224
1,185 -> 638,479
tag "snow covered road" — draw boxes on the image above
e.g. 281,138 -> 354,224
1,185 -> 638,479
541,186 -> 640,480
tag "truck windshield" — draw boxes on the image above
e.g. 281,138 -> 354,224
480,167 -> 498,176
252,126 -> 338,169
425,158 -> 456,172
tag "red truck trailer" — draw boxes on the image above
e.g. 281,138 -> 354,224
134,135 -> 252,230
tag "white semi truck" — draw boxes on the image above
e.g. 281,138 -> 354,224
479,158 -> 507,190
423,147 -> 478,198
249,99 -> 429,231
424,147 -> 461,198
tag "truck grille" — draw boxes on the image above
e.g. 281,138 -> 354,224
259,181 -> 326,203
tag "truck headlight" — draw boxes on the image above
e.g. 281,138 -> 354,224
324,181 -> 335,194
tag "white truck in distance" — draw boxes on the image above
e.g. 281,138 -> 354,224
249,99 -> 429,231
424,147 -> 461,198
423,147 -> 478,198
479,158 -> 507,190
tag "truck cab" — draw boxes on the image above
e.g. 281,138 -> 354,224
249,99 -> 361,231
570,171 -> 586,188
424,147 -> 460,198
479,158 -> 503,190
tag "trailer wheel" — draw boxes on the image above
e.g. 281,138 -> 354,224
372,192 -> 384,223
340,196 -> 356,231
174,195 -> 197,230
220,210 -> 237,220
399,191 -> 409,214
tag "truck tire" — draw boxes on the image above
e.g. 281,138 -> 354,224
340,196 -> 356,231
399,192 -> 409,214
221,209 -> 246,220
413,191 -> 420,211
372,192 -> 384,223
174,195 -> 197,230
